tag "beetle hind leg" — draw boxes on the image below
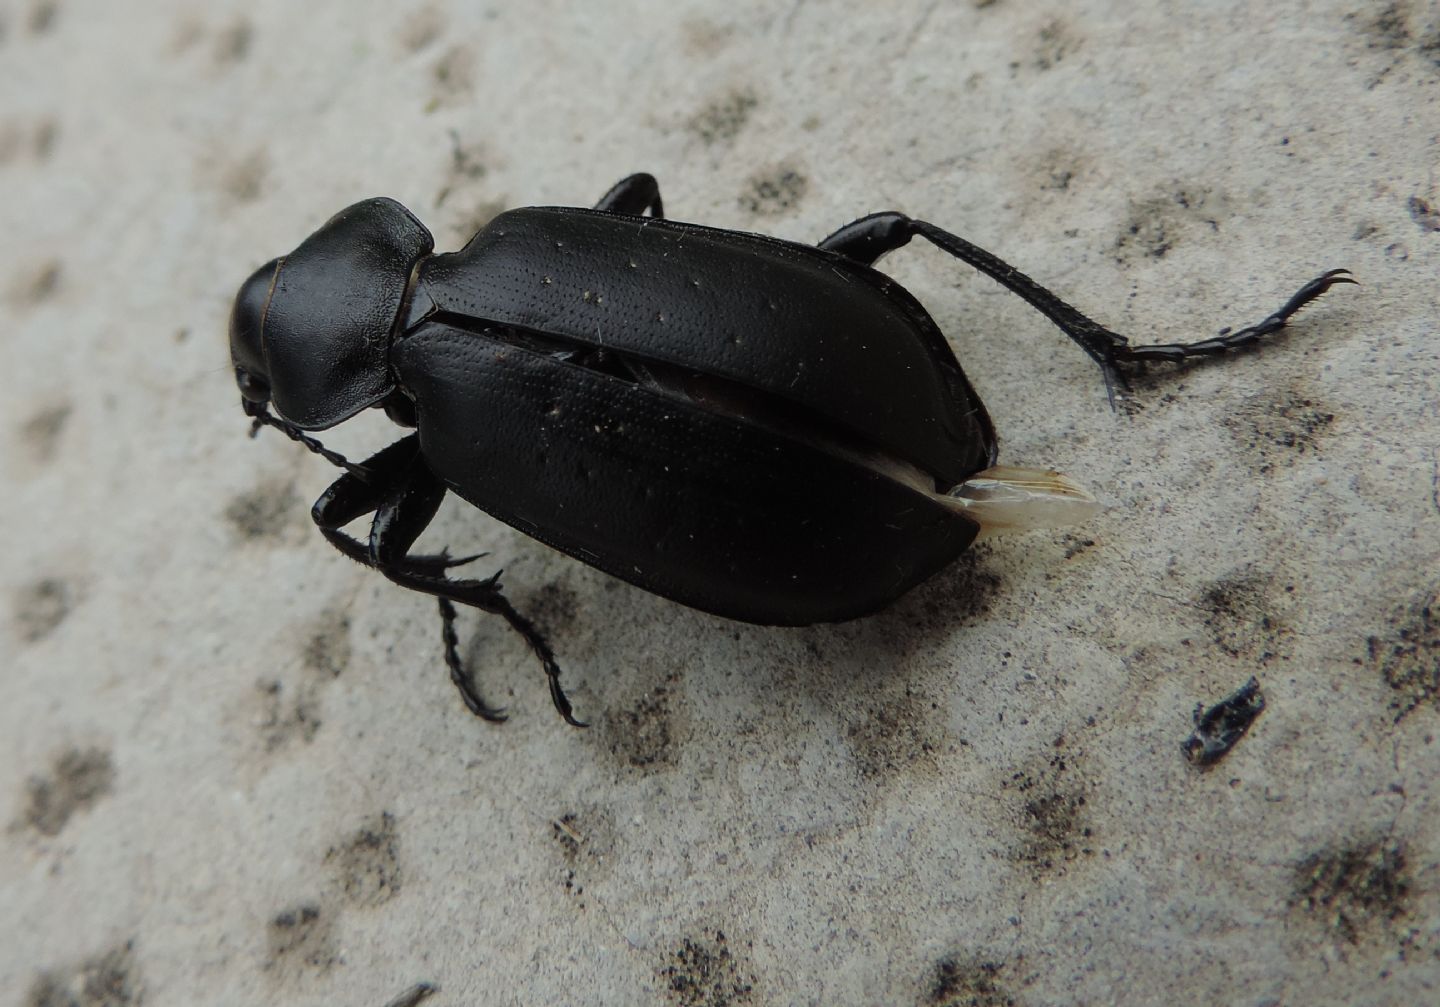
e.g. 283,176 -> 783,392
594,173 -> 665,217
818,212 -> 1353,404
1107,269 -> 1356,365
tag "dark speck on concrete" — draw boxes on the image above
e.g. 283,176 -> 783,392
12,258 -> 61,305
14,576 -> 75,643
1369,584 -> 1440,722
607,674 -> 682,770
22,746 -> 115,837
1032,19 -> 1077,70
1407,195 -> 1440,232
844,687 -> 942,781
1196,569 -> 1287,661
220,149 -> 267,204
1292,838 -> 1409,945
19,400 -> 71,463
213,17 -> 253,64
325,812 -> 402,907
429,45 -> 476,104
266,903 -> 337,975
24,941 -> 139,1007
658,929 -> 756,1006
738,166 -> 807,217
1005,748 -> 1094,877
28,0 -> 58,35
224,479 -> 300,542
929,956 -> 1016,1007
302,609 -> 352,679
688,89 -> 758,145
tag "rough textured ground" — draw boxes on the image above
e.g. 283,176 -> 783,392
3,1 -> 1438,1004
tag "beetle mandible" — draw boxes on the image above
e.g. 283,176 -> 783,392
229,173 -> 1351,725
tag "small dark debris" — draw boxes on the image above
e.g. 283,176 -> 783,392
688,90 -> 758,145
23,746 -> 115,837
1292,838 -> 1409,944
553,812 -> 584,862
929,957 -> 1015,1007
1182,677 -> 1265,767
14,576 -> 75,643
25,941 -> 139,1007
1407,195 -> 1440,233
658,930 -> 756,1007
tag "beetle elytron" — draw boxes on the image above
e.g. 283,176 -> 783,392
229,173 -> 1351,725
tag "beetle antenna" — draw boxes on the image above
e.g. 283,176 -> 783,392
244,401 -> 372,480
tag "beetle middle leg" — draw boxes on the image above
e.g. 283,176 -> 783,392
309,435 -> 583,726
594,173 -> 665,217
819,211 -> 1353,400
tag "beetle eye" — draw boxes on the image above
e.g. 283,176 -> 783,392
236,367 -> 271,403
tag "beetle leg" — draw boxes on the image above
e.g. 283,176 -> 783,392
819,212 -> 1353,404
310,436 -> 472,575
367,551 -> 583,727
820,212 -> 1129,373
309,437 -> 583,726
1107,269 -> 1356,364
594,173 -> 665,218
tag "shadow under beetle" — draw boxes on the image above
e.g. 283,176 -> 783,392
229,173 -> 1352,726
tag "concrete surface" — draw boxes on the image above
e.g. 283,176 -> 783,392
3,1 -> 1438,1004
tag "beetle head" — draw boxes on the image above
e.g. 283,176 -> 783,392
231,257 -> 281,412
229,198 -> 434,429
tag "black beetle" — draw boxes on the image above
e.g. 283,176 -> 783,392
230,173 -> 1351,725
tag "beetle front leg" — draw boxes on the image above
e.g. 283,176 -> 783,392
818,211 -> 1353,403
312,441 -> 583,726
310,435 -> 474,576
594,173 -> 664,217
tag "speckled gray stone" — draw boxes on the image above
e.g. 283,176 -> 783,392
3,2 -> 1437,1005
